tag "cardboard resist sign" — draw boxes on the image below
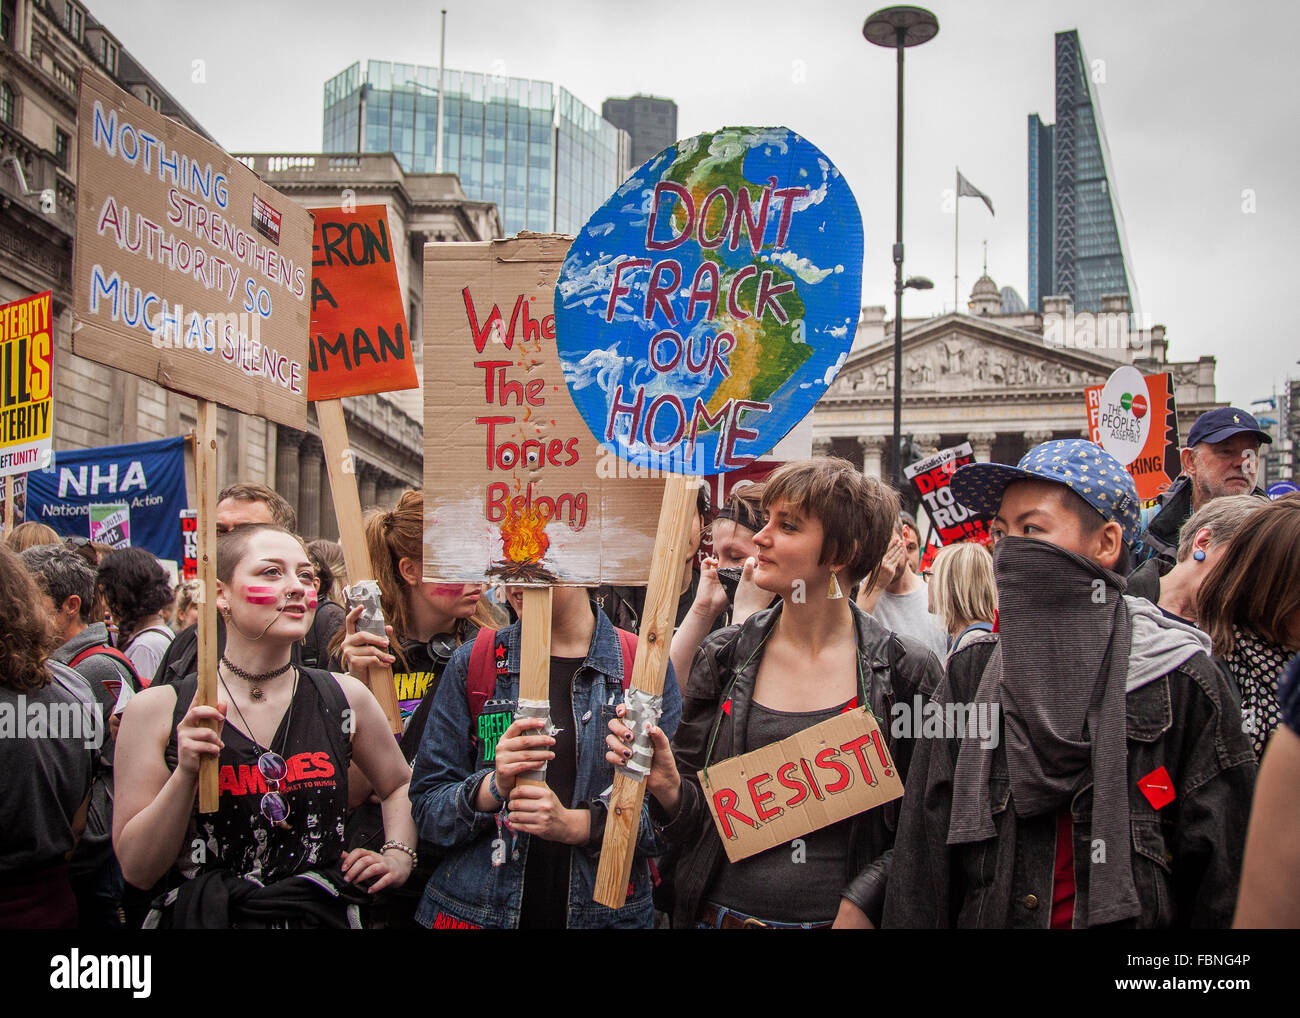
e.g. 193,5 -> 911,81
1087,368 -> 1179,502
905,442 -> 991,545
0,291 -> 53,478
423,235 -> 663,585
73,68 -> 312,428
307,204 -> 416,401
554,126 -> 862,475
700,708 -> 904,863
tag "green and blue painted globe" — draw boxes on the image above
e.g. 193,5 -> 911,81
554,126 -> 863,475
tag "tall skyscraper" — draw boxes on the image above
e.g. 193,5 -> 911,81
602,95 -> 678,168
1027,30 -> 1138,313
323,61 -> 630,236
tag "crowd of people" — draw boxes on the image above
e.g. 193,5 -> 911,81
1,405 -> 1297,930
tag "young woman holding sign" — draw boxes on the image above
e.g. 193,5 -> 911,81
409,584 -> 682,929
608,458 -> 942,929
112,524 -> 416,928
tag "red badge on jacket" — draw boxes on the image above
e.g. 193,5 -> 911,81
1137,767 -> 1175,810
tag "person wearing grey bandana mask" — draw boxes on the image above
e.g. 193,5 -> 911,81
883,439 -> 1257,929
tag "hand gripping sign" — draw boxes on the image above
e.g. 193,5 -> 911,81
553,126 -> 864,907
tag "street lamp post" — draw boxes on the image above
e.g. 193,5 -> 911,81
864,6 -> 939,489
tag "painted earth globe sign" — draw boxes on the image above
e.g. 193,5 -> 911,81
554,126 -> 863,475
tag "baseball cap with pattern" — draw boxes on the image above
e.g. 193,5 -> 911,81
950,438 -> 1141,547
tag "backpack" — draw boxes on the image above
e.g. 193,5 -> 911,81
69,642 -> 145,692
465,625 -> 638,728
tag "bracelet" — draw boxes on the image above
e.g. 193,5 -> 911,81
381,840 -> 418,868
488,772 -> 505,805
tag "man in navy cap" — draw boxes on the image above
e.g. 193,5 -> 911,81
1132,407 -> 1271,575
883,438 -> 1256,928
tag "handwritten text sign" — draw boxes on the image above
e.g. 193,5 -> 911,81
73,68 -> 311,428
0,291 -> 53,479
422,235 -> 662,585
700,708 -> 903,863
307,204 -> 416,400
905,442 -> 991,545
555,127 -> 862,475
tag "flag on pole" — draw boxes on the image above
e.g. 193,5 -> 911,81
957,169 -> 995,216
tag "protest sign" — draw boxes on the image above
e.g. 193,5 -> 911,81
904,441 -> 991,545
700,708 -> 904,863
1087,368 -> 1179,502
73,67 -> 312,428
180,509 -> 198,579
554,126 -> 863,907
89,503 -> 131,548
0,291 -> 54,480
26,436 -> 189,561
1267,480 -> 1299,499
307,204 -> 416,401
422,234 -> 664,585
555,126 -> 862,475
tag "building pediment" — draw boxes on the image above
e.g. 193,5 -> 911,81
827,313 -> 1121,399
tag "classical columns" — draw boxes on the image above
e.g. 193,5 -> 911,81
298,436 -> 323,539
1023,429 -> 1054,447
912,432 -> 942,454
812,437 -> 833,458
358,464 -> 379,511
275,427 -> 304,519
970,431 -> 997,463
859,435 -> 888,479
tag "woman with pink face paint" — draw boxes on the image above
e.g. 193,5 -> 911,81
112,524 -> 417,928
328,490 -> 505,928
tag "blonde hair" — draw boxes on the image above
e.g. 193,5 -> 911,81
5,521 -> 61,552
928,542 -> 997,635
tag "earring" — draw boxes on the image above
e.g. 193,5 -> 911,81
1193,550 -> 1206,562
827,571 -> 844,600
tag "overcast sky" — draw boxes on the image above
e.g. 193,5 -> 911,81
91,0 -> 1300,412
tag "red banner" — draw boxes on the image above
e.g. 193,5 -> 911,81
905,442 -> 991,546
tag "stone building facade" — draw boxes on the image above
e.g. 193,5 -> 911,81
814,276 -> 1223,502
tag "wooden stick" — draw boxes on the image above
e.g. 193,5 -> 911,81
195,400 -> 220,813
317,397 -> 402,734
516,586 -> 553,789
593,472 -> 697,909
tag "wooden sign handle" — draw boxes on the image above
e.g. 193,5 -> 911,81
317,398 -> 402,735
195,400 -> 220,813
516,587 -> 553,789
593,472 -> 697,909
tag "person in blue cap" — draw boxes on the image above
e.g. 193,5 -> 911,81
1132,406 -> 1271,577
883,438 -> 1257,928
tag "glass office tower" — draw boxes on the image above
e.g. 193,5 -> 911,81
1026,30 -> 1138,314
323,61 -> 630,236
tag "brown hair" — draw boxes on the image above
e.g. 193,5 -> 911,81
5,521 -> 61,553
218,482 -> 297,532
216,523 -> 309,584
307,539 -> 347,605
760,457 -> 898,587
327,490 -> 504,669
0,545 -> 56,692
1197,493 -> 1300,656
928,541 -> 997,635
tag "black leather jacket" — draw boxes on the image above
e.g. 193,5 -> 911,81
883,634 -> 1257,928
652,600 -> 943,927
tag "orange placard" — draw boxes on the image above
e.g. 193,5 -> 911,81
1086,370 -> 1179,503
307,205 -> 417,401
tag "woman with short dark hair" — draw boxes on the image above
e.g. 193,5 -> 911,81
610,457 -> 943,929
96,547 -> 175,681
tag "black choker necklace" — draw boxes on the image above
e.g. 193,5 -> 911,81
220,656 -> 292,701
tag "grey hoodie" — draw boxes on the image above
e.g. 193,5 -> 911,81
1124,595 -> 1214,692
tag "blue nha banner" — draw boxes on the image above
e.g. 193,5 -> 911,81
24,436 -> 188,563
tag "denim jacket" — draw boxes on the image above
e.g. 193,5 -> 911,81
882,634 -> 1258,928
409,606 -> 682,929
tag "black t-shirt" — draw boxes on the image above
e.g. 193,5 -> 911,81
164,669 -> 352,885
517,655 -> 584,930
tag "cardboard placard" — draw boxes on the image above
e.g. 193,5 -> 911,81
73,68 -> 311,428
1086,369 -> 1179,502
905,441 -> 992,545
0,291 -> 53,479
422,234 -> 663,585
700,707 -> 904,863
553,126 -> 862,476
307,204 -> 417,400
